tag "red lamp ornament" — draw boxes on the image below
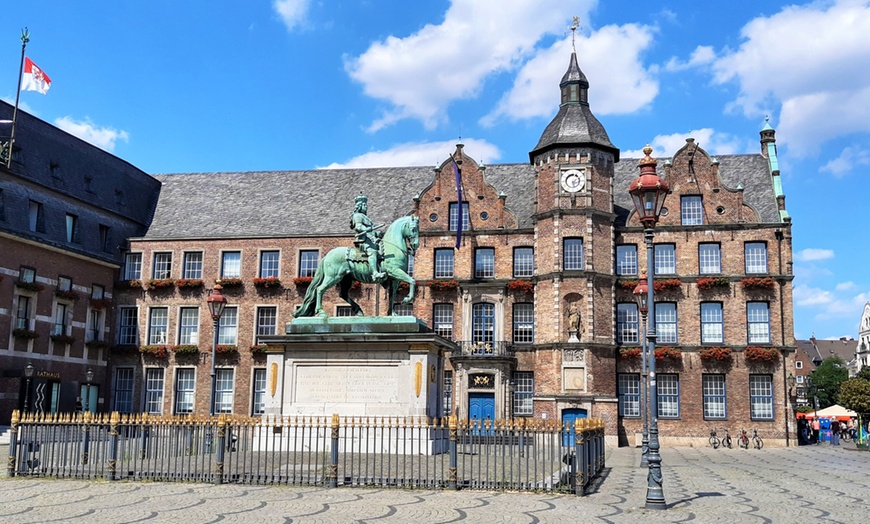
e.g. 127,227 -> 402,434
628,145 -> 669,229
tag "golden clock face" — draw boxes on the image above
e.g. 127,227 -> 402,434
560,168 -> 586,192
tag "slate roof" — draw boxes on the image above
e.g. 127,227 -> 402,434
146,151 -> 782,240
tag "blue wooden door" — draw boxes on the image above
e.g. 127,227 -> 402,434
469,393 -> 495,435
562,408 -> 588,446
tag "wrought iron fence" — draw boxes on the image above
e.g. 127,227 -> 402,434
6,410 -> 605,496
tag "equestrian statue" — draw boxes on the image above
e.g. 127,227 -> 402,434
293,194 -> 419,318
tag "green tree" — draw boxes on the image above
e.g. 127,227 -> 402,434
808,356 -> 848,408
838,378 -> 870,414
856,366 -> 870,381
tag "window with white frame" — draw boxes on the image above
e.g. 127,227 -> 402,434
15,295 -> 31,330
474,248 -> 495,279
148,307 -> 169,344
52,303 -> 69,336
433,304 -> 453,340
563,238 -> 584,270
796,361 -> 803,369
58,276 -> 72,292
256,306 -> 277,337
152,252 -> 172,279
745,242 -> 768,274
616,245 -> 637,276
513,303 -> 534,344
512,371 -> 534,416
124,253 -> 142,280
113,368 -> 135,413
656,303 -> 678,344
19,266 -> 35,283
448,202 -> 470,231
617,303 -> 639,344
144,368 -> 165,414
513,247 -> 534,278
747,302 -> 771,344
87,309 -> 103,342
221,251 -> 241,279
118,307 -> 138,345
393,303 -> 413,316
702,374 -> 726,419
699,243 -> 721,274
434,249 -> 454,278
214,369 -> 234,414
442,370 -> 453,415
749,374 -> 774,420
260,250 -> 280,278
472,302 -> 495,343
618,374 -> 640,417
654,244 -> 676,275
252,368 -> 267,415
657,374 -> 680,418
218,306 -> 238,345
182,252 -> 203,279
174,368 -> 195,415
299,250 -> 318,277
178,307 -> 199,344
701,302 -> 724,344
681,195 -> 704,225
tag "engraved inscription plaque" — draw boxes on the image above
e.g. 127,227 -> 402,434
295,365 -> 399,404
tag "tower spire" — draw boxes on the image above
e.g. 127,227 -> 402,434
570,16 -> 580,53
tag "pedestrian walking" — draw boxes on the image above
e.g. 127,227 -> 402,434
812,418 -> 820,444
831,419 -> 840,446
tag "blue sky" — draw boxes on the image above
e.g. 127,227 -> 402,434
3,1 -> 869,340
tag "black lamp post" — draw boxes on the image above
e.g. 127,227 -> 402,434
628,145 -> 669,510
206,284 -> 227,417
633,277 -> 649,467
23,362 -> 34,413
85,368 -> 94,413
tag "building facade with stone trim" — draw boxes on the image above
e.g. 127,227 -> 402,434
0,100 -> 161,424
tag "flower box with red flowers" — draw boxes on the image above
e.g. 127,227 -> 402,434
219,277 -> 244,288
172,344 -> 199,354
699,346 -> 733,361
253,277 -> 282,289
292,276 -> 313,287
506,279 -> 534,294
653,279 -> 682,293
617,280 -> 639,292
176,278 -> 204,289
741,277 -> 776,290
696,277 -> 730,291
427,279 -> 459,292
744,346 -> 779,362
115,279 -> 144,290
54,289 -> 80,301
139,345 -> 169,358
250,344 -> 268,354
15,280 -> 44,292
654,346 -> 682,361
144,278 -> 175,291
50,333 -> 76,345
216,344 -> 238,354
619,347 -> 642,359
12,328 -> 39,340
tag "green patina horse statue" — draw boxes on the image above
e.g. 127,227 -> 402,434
293,215 -> 419,318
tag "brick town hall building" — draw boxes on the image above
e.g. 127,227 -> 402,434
0,51 -> 797,446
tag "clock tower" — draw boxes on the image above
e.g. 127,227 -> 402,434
526,49 -> 620,419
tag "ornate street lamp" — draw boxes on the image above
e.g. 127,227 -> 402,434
628,145 -> 669,510
85,368 -> 94,413
633,277 -> 649,467
206,284 -> 227,417
23,362 -> 34,413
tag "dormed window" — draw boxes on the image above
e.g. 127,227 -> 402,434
681,196 -> 704,225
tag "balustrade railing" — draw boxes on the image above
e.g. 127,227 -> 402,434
456,340 -> 515,357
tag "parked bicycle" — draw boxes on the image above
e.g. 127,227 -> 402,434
722,428 -> 733,449
709,428 -> 721,449
751,428 -> 763,449
738,429 -> 750,449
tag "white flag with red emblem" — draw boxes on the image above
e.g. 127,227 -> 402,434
21,57 -> 51,94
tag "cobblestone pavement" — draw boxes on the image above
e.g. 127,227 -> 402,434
1,442 -> 868,523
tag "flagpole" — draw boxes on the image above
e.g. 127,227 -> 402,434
6,27 -> 29,169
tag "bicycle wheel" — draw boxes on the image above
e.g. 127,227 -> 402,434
739,436 -> 749,449
753,436 -> 763,449
709,436 -> 720,449
842,432 -> 852,443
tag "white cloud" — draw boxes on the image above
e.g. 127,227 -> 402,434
273,0 -> 310,31
820,144 -> 870,177
664,45 -> 715,72
795,248 -> 835,262
320,138 -> 502,169
483,23 -> 657,126
621,128 -> 744,159
53,116 -> 129,152
836,281 -> 856,292
794,284 -> 834,307
345,0 -> 596,131
710,0 -> 870,156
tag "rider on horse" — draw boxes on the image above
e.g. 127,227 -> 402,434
350,194 -> 385,283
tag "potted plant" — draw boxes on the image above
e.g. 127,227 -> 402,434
506,279 -> 534,294
292,276 -> 313,286
654,346 -> 682,361
699,346 -> 733,361
216,344 -> 238,354
427,279 -> 459,292
176,278 -> 204,289
619,347 -> 642,359
617,279 -> 639,292
653,279 -> 682,292
696,277 -> 730,291
172,344 -> 199,354
741,277 -> 777,290
139,345 -> 169,358
744,346 -> 779,362
219,277 -> 244,288
250,344 -> 268,354
253,276 -> 282,289
144,278 -> 175,291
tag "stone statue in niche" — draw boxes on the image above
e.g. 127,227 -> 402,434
567,303 -> 581,343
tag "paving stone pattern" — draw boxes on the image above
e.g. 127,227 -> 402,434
1,443 -> 868,523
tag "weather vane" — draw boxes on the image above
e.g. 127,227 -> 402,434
570,16 -> 580,51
